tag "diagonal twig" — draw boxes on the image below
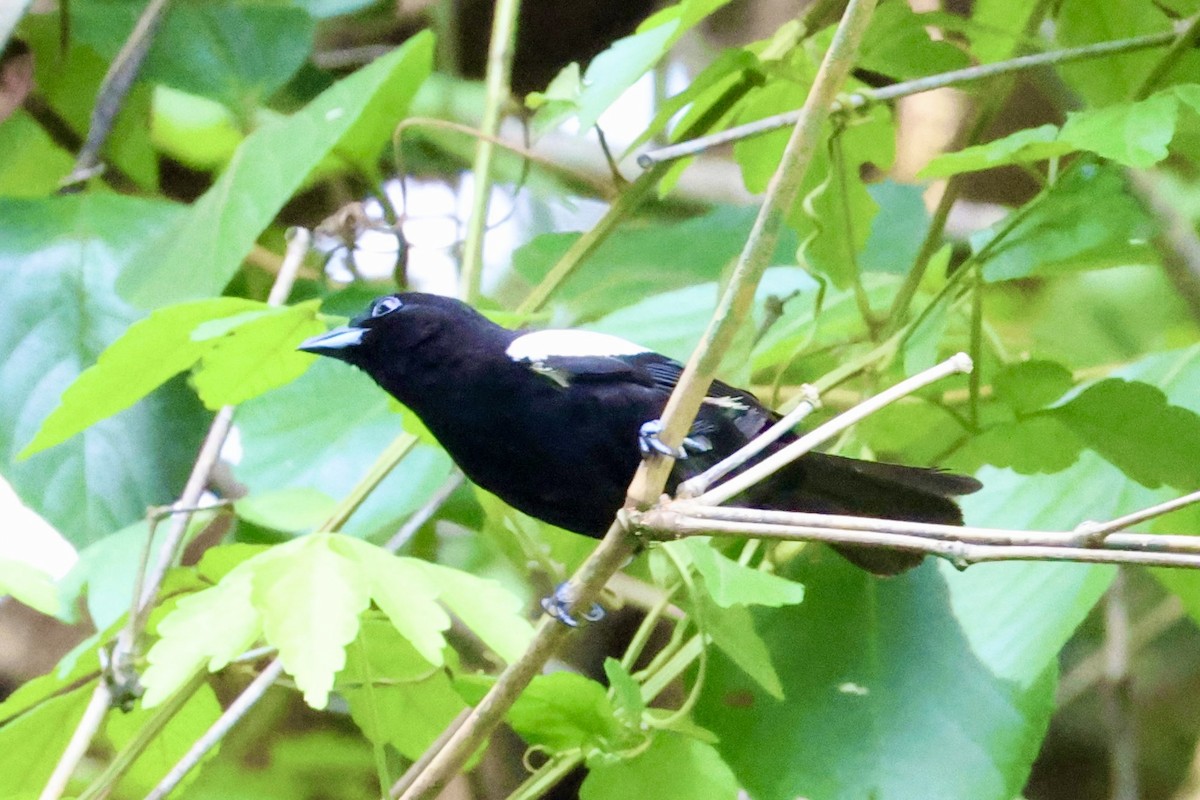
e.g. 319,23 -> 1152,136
390,2 -> 881,797
60,0 -> 172,190
691,353 -> 972,506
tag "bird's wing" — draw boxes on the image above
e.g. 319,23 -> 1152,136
507,330 -> 777,446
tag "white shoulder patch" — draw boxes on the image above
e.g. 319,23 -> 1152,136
506,329 -> 649,361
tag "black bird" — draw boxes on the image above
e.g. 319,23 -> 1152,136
299,292 -> 981,580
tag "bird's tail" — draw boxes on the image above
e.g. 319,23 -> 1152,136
746,451 -> 982,576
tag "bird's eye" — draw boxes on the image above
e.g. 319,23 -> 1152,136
371,296 -> 403,317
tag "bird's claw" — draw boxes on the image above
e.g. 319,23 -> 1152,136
638,419 -> 687,460
541,583 -> 605,627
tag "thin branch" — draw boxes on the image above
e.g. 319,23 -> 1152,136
392,117 -> 616,198
1133,12 -> 1200,99
1126,169 -> 1200,325
692,354 -> 972,506
74,671 -> 211,800
1078,488 -> 1200,543
60,0 -> 172,190
1104,571 -> 1139,800
627,0 -> 882,506
143,659 -> 286,800
384,470 -> 465,552
389,710 -> 470,798
1058,596 -> 1183,707
38,228 -> 311,800
512,62 -> 782,317
458,0 -> 520,303
676,384 -> 821,499
36,683 -> 111,800
640,515 -> 1200,570
637,27 -> 1183,166
662,505 -> 1200,555
392,4 -> 882,798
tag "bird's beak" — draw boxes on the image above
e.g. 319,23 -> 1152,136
297,326 -> 366,360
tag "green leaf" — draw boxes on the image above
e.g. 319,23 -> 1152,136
419,561 -> 536,664
512,205 -> 800,323
623,48 -> 760,156
857,3 -> 971,79
150,85 -> 247,171
974,165 -> 1152,282
680,540 -> 804,608
251,534 -> 371,708
505,672 -> 621,752
992,360 -> 1075,414
18,297 -> 259,458
21,16 -> 159,188
142,566 -> 261,707
530,0 -> 732,133
339,618 -> 467,760
727,52 -> 895,288
947,457 -> 1136,686
144,535 -> 530,710
696,560 -> 1059,800
0,111 -> 75,197
62,515 -> 211,630
234,358 -> 453,540
581,733 -> 740,800
335,537 -> 451,667
968,0 -> 1042,62
752,274 -> 902,376
119,33 -> 434,308
698,596 -> 784,700
587,267 -> 816,387
0,195 -> 208,547
234,488 -> 338,534
191,301 -> 325,408
1058,89 -> 1179,168
1056,0 -> 1192,106
0,683 -> 96,799
794,104 -> 893,288
525,62 -> 581,116
0,557 -> 59,616
73,1 -> 315,108
0,643 -> 101,728
921,87 -> 1200,177
604,658 -> 646,725
859,181 -> 932,275
919,125 -> 1071,179
1053,378 -> 1200,491
952,416 -> 1085,476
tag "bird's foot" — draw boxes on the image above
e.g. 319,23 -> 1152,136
541,583 -> 605,628
639,419 -> 686,459
638,420 -> 712,460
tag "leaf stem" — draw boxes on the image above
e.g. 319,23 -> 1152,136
318,433 -> 419,533
458,0 -> 521,303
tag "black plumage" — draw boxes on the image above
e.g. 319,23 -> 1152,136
299,292 -> 981,576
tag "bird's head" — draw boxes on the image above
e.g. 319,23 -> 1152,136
297,292 -> 501,372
